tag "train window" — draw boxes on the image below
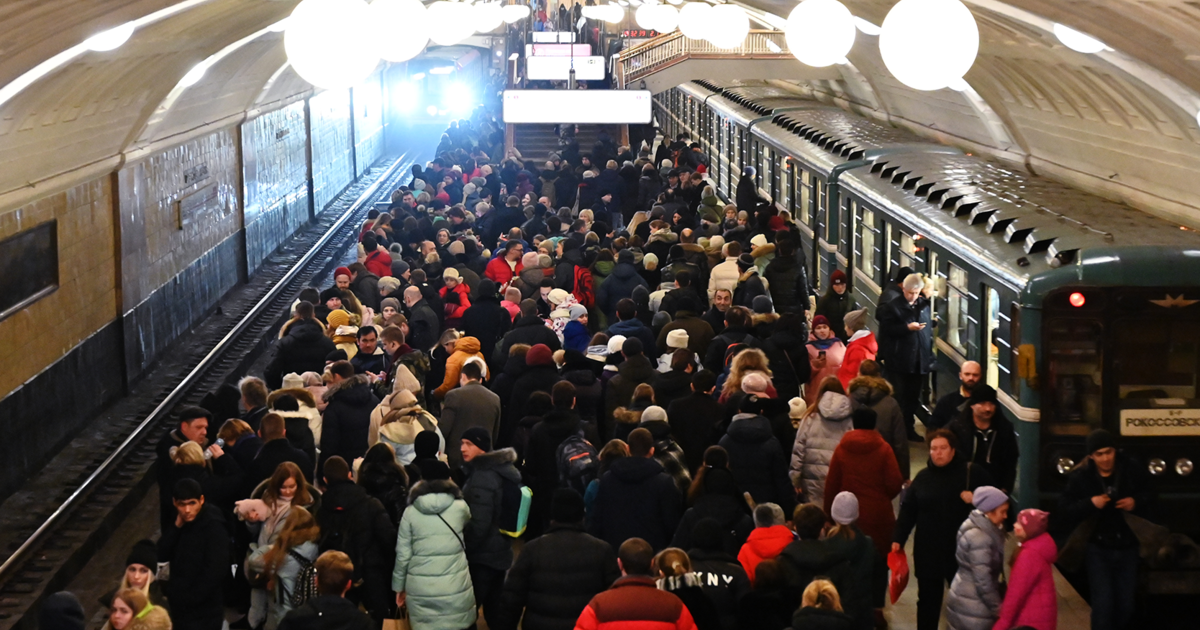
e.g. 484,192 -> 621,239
780,159 -> 792,214
816,179 -> 828,241
946,264 -> 970,355
1045,319 -> 1103,425
984,286 -> 1001,388
1009,303 -> 1021,394
0,220 -> 58,321
855,203 -> 876,281
898,232 -> 917,270
1114,319 -> 1200,401
798,170 -> 811,225
760,147 -> 772,197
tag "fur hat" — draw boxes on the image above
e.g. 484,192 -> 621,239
320,287 -> 343,304
448,240 -> 465,256
443,266 -> 460,280
789,397 -> 808,419
972,486 -> 1008,513
666,329 -> 689,349
378,277 -> 402,295
282,373 -> 305,390
831,491 -> 859,525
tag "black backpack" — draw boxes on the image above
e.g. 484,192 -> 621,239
318,502 -> 365,580
556,431 -> 599,494
285,549 -> 318,608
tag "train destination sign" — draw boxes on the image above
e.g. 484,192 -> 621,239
1120,408 -> 1200,436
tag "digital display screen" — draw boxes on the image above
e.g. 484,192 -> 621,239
503,90 -> 653,124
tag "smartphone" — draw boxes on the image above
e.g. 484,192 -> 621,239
818,350 -> 826,359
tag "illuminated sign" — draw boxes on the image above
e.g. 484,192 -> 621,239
1120,408 -> 1200,436
503,90 -> 653,124
526,56 -> 606,81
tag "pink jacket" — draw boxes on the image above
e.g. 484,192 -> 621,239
993,532 -> 1057,630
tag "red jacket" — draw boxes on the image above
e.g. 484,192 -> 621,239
485,256 -> 523,285
364,249 -> 393,278
440,282 -> 472,328
824,429 -> 903,558
574,576 -> 697,630
993,532 -> 1058,630
736,525 -> 794,583
837,331 -> 877,390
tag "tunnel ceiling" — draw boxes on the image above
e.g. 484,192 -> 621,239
4,0 -> 1200,227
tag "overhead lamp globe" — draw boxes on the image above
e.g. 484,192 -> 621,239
471,2 -> 505,33
636,4 -> 661,30
707,5 -> 749,49
285,0 -> 379,90
602,4 -> 626,24
678,3 -> 711,40
879,0 -> 978,91
655,5 -> 679,31
785,0 -> 856,67
427,2 -> 476,45
369,0 -> 429,62
1053,23 -> 1106,54
501,4 -> 531,23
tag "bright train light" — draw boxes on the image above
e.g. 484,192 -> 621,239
1053,23 -> 1107,54
370,0 -> 428,61
426,104 -> 438,116
785,0 -> 856,67
396,82 -> 416,110
84,23 -> 137,51
879,0 -> 978,91
707,5 -> 748,49
430,66 -> 455,75
446,81 -> 474,113
411,72 -> 426,80
285,0 -> 379,90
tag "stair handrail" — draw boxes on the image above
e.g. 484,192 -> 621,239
618,30 -> 790,86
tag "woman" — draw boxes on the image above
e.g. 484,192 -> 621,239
324,309 -> 359,359
790,579 -> 854,630
357,442 -> 411,528
718,348 -> 774,405
789,377 -> 853,507
612,383 -> 656,442
994,509 -> 1057,630
584,439 -> 629,517
251,508 -> 320,630
433,336 -> 486,399
392,472 -> 476,630
737,559 -> 793,630
837,308 -> 876,389
104,589 -> 171,630
819,493 -> 876,630
369,389 -> 444,466
805,316 -> 846,407
654,548 -> 722,630
240,462 -> 318,628
100,540 -> 168,612
672,450 -> 753,557
815,270 -> 857,341
945,486 -> 1009,630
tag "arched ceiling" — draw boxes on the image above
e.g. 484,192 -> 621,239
3,0 -> 1200,228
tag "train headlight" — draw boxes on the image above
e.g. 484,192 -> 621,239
1148,458 -> 1167,476
1176,458 -> 1194,477
1055,457 -> 1074,475
426,105 -> 438,116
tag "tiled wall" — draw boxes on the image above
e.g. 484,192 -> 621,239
242,101 -> 311,273
354,75 -> 385,177
309,89 -> 354,213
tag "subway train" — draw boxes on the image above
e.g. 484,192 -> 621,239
655,80 -> 1200,547
388,45 -> 490,119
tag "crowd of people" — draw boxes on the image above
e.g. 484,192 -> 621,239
39,113 -> 1161,630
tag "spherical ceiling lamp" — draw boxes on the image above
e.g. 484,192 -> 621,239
369,0 -> 429,62
655,4 -> 679,32
879,0 -> 978,91
706,5 -> 749,49
784,0 -> 855,67
472,2 -> 505,33
501,3 -> 530,23
285,0 -> 379,90
636,4 -> 658,29
1052,23 -> 1106,54
427,2 -> 476,46
601,4 -> 626,24
678,3 -> 711,40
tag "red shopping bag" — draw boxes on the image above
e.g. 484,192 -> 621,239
888,549 -> 910,604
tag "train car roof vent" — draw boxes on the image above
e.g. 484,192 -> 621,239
1022,226 -> 1062,253
1002,221 -> 1036,243
848,149 -> 866,160
870,160 -> 890,174
968,204 -> 999,225
926,186 -> 952,204
890,170 -> 914,185
903,174 -> 925,190
915,181 -> 939,197
880,164 -> 901,179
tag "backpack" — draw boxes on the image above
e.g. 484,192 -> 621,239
498,478 -> 533,538
286,549 -> 319,608
556,431 -> 600,494
572,265 -> 594,308
317,502 -> 367,580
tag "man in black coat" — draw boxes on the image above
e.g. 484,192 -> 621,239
318,362 -> 379,477
762,237 -> 809,316
278,550 -> 373,630
602,338 -> 658,439
264,303 -> 336,389
402,286 -> 440,353
156,406 -> 211,533
460,429 -> 523,629
946,385 -> 1019,494
240,412 -> 313,495
606,299 -> 657,359
349,327 -> 388,377
876,272 -> 934,441
736,166 -> 764,215
687,518 -> 752,630
507,343 -> 562,441
495,300 -> 561,365
495,489 -> 620,630
461,279 -> 512,365
239,376 -> 270,432
667,370 -> 722,474
702,288 -> 732,336
158,479 -> 230,630
703,306 -> 760,374
589,428 -> 682,551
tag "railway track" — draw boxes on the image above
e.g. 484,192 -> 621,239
0,152 -> 417,629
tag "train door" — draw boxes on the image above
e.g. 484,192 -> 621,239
984,285 -> 1002,388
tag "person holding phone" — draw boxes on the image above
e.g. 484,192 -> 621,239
876,273 -> 934,442
804,316 -> 845,408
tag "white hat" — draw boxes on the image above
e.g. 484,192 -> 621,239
607,335 -> 627,354
548,288 -> 570,305
789,397 -> 808,419
640,405 -> 668,423
643,253 -> 659,270
443,267 -> 460,280
666,329 -> 689,349
281,373 -> 305,390
750,234 -> 768,248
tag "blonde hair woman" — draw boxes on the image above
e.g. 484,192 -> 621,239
719,347 -> 773,402
100,540 -> 168,613
653,548 -> 720,630
791,579 -> 853,629
252,507 -> 321,630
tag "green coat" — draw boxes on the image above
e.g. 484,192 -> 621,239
392,480 -> 476,630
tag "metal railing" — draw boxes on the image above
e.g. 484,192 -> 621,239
617,30 -> 791,87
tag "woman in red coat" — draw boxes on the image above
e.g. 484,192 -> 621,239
837,308 -> 876,389
824,407 -> 903,618
440,268 -> 472,329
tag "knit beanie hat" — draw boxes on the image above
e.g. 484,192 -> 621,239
414,430 -> 441,459
39,592 -> 85,630
666,329 -> 689,349
392,260 -> 410,276
334,266 -> 352,279
640,405 -> 667,423
830,269 -> 847,284
380,297 -> 402,314
461,427 -> 492,453
752,295 -> 773,314
548,288 -> 570,305
622,336 -> 644,356
831,491 -> 859,525
325,309 -> 350,329
282,373 -> 305,390
448,240 -> 465,256
652,311 -> 672,329
1018,509 -> 1050,540
788,397 -> 808,419
972,486 -> 1008,512
551,488 -> 586,524
811,314 -> 830,329
568,304 -> 588,321
1085,428 -> 1116,455
737,253 -> 756,270
741,372 -> 770,394
844,308 -> 867,332
526,343 -> 554,367
750,234 -> 768,248
126,539 -> 158,570
607,335 -> 627,354
522,252 -> 540,268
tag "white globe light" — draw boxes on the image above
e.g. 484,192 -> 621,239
785,0 -> 855,67
636,4 -> 658,30
472,2 -> 505,32
1053,23 -> 1106,54
427,2 -> 476,46
501,4 -> 530,23
879,0 -> 979,91
706,5 -> 748,49
286,0 -> 379,90
678,3 -> 711,40
655,5 -> 679,32
601,4 -> 626,24
369,0 -> 428,62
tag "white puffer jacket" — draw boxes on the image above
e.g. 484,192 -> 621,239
789,391 -> 854,506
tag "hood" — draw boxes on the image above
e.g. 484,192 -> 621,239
610,456 -> 666,483
838,429 -> 889,456
608,318 -> 647,336
593,260 -> 615,276
817,391 -> 853,421
288,319 -> 326,342
454,336 -> 482,354
848,376 -> 892,406
467,448 -> 521,483
323,374 -> 376,406
745,525 -> 794,555
1021,532 -> 1058,564
727,413 -> 773,443
409,479 -> 463,514
648,230 -> 678,245
267,387 -> 317,409
611,262 -> 640,280
613,406 -> 645,425
751,312 -> 779,327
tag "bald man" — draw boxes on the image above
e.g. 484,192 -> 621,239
403,285 -> 440,352
928,360 -> 982,430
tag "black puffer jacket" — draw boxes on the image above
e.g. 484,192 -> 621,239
461,295 -> 511,367
496,314 -> 561,364
719,413 -> 794,514
525,410 -> 585,536
357,461 -> 409,528
319,375 -> 380,475
463,448 -> 523,571
494,524 -> 620,630
688,548 -> 751,630
893,457 -> 993,580
157,503 -> 229,616
671,491 -> 753,557
590,456 -> 682,551
316,479 -> 396,582
265,319 -> 336,389
763,254 -> 809,316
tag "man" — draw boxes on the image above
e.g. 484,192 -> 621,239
655,296 -> 714,357
591,191 -> 616,230
496,489 -> 619,630
316,456 -> 396,626
379,324 -> 429,400
732,253 -> 768,309
947,384 -> 1019,493
158,479 -> 229,630
589,428 -> 682,551
703,306 -> 759,374
597,249 -> 648,324
574,538 -> 697,630
876,273 -> 934,441
657,268 -> 700,319
403,285 -> 440,352
603,338 -> 658,432
666,370 -> 721,474
278,551 -> 373,630
486,240 -> 525,285
702,287 -> 732,335
316,287 -> 343,324
239,376 -> 270,431
737,503 -> 795,583
776,503 -> 852,608
441,361 -> 502,470
928,360 -> 982,430
333,267 -> 352,291
606,298 -> 657,358
763,236 -> 809,316
496,299 -> 561,364
349,260 -> 382,310
460,428 -> 521,629
708,242 -> 742,302
319,361 -> 379,476
814,270 -> 855,341
156,406 -> 210,531
349,326 -> 387,376
240,412 -> 312,492
461,279 -> 512,369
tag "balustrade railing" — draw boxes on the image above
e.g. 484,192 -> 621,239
616,30 -> 790,87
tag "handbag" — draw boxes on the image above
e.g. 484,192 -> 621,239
887,549 -> 910,604
383,606 -> 411,630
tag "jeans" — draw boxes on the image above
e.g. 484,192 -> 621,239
915,570 -> 955,630
1086,543 -> 1138,630
471,564 -> 507,630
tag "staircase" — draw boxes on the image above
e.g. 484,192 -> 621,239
512,124 -> 612,163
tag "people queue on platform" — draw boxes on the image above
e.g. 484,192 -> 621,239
39,112 -> 1160,630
